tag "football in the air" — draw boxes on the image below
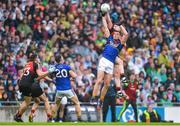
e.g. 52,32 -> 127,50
100,3 -> 110,12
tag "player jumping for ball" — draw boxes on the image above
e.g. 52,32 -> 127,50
92,9 -> 128,107
105,12 -> 129,96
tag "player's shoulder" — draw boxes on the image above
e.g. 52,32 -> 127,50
29,61 -> 38,69
56,64 -> 71,69
61,63 -> 70,68
64,64 -> 71,70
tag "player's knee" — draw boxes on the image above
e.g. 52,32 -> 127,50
42,97 -> 48,103
104,83 -> 110,89
74,100 -> 80,106
34,98 -> 40,104
104,78 -> 111,86
96,78 -> 103,84
51,105 -> 56,115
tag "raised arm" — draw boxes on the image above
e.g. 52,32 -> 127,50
102,16 -> 110,38
106,13 -> 113,30
119,25 -> 128,44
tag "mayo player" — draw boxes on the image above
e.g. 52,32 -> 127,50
14,53 -> 55,122
92,11 -> 128,107
52,55 -> 82,122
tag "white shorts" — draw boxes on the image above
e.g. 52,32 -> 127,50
98,57 -> 114,74
60,96 -> 68,105
56,89 -> 75,99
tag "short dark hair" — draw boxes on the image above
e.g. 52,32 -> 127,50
29,53 -> 37,61
55,55 -> 62,63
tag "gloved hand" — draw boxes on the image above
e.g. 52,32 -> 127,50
116,90 -> 129,99
121,77 -> 129,87
116,90 -> 124,98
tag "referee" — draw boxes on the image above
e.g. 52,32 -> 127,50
102,79 -> 116,122
117,72 -> 138,122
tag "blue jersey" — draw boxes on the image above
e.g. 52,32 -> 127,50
102,35 -> 124,63
55,64 -> 72,91
106,35 -> 120,47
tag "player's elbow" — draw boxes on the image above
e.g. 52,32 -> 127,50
72,73 -> 77,78
70,71 -> 77,78
124,33 -> 129,41
36,69 -> 45,76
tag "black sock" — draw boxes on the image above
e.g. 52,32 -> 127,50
78,116 -> 82,121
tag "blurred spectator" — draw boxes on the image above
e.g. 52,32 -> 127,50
1,92 -> 9,106
174,85 -> 180,102
146,95 -> 155,105
7,84 -> 16,101
141,104 -> 161,122
158,47 -> 170,67
0,83 -> 4,100
172,95 -> 178,106
47,82 -> 56,102
160,93 -> 173,106
6,60 -> 17,78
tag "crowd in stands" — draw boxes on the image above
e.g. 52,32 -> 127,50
0,0 -> 179,106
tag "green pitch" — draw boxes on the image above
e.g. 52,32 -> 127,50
0,122 -> 180,126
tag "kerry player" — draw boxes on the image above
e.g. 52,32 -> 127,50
52,55 -> 82,122
92,10 -> 128,107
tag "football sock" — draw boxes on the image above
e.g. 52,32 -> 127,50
31,109 -> 35,114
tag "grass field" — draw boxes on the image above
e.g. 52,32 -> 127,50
0,122 -> 180,126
